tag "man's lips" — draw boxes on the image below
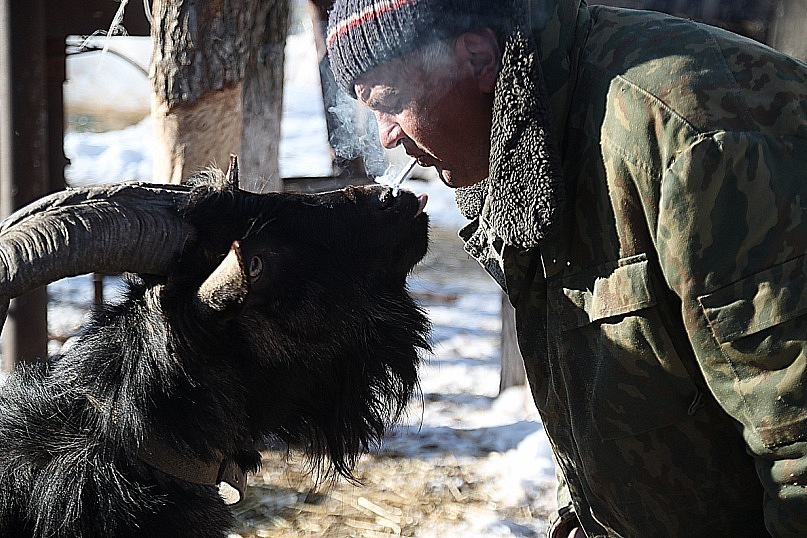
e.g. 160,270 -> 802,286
405,150 -> 439,170
415,156 -> 437,169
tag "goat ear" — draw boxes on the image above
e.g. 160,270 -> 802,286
196,241 -> 249,313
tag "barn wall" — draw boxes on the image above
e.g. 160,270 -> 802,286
589,0 -> 777,45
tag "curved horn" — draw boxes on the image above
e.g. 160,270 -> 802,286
0,182 -> 197,325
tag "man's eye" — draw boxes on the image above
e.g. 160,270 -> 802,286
378,105 -> 399,116
378,99 -> 403,115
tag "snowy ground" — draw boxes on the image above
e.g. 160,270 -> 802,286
7,10 -> 558,536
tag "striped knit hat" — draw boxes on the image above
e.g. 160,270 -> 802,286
327,0 -> 512,96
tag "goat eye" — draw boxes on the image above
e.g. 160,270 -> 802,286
248,255 -> 263,280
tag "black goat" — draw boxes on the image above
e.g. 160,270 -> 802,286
0,164 -> 430,537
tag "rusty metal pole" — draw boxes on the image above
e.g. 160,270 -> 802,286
0,0 -> 51,371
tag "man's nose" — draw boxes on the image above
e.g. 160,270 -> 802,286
376,113 -> 405,149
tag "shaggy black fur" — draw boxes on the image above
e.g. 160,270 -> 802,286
0,179 -> 430,537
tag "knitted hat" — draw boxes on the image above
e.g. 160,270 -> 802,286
327,0 -> 513,96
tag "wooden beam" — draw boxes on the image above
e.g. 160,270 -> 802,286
45,0 -> 150,38
0,0 -> 51,370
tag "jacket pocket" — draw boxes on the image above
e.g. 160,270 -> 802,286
552,254 -> 700,441
557,255 -> 655,331
698,255 -> 807,447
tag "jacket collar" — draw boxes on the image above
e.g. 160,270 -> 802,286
456,21 -> 565,251
456,0 -> 587,253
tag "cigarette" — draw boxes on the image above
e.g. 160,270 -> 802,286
391,158 -> 418,189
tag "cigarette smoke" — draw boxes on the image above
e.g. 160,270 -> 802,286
325,86 -> 389,178
324,38 -> 457,184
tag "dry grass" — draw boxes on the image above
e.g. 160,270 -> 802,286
231,450 -> 553,537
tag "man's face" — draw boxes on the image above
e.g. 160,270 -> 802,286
354,42 -> 495,188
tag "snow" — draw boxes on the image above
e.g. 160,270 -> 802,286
64,36 -> 152,118
64,118 -> 155,186
11,17 -> 558,537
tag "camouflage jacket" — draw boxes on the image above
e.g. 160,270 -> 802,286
455,1 -> 807,536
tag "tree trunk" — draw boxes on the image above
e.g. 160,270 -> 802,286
151,0 -> 287,189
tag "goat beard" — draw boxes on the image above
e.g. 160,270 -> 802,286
155,279 -> 430,482
232,291 -> 430,481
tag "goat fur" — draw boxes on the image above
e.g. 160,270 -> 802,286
0,178 -> 430,537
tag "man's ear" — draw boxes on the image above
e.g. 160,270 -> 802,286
455,29 -> 501,94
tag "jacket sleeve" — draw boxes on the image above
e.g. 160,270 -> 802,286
657,131 -> 807,536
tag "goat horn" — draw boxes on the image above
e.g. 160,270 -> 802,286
225,154 -> 239,190
196,241 -> 249,313
0,182 -> 197,327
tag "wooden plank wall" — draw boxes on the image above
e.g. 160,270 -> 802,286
590,0 -> 806,60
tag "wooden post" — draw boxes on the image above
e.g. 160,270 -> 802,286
307,0 -> 367,179
499,293 -> 526,393
0,0 -> 51,370
240,0 -> 290,193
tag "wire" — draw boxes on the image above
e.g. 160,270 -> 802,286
65,40 -> 149,78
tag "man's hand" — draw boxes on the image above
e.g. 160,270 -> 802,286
551,511 -> 585,538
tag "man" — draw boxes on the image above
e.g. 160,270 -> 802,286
326,0 -> 807,536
